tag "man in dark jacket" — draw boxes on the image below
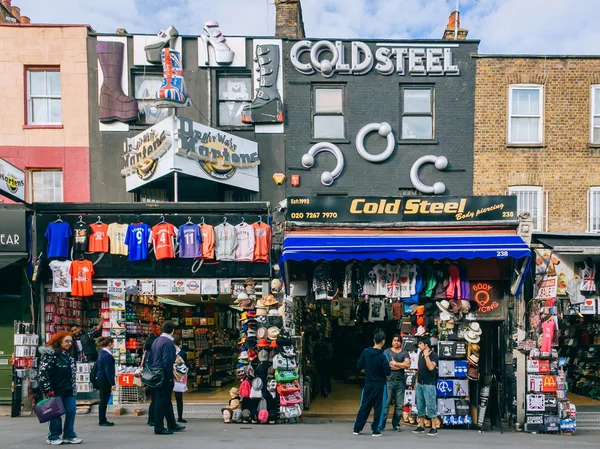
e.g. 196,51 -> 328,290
70,321 -> 103,362
149,320 -> 184,435
353,332 -> 391,437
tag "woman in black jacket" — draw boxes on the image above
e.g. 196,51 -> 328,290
96,337 -> 116,426
38,331 -> 80,445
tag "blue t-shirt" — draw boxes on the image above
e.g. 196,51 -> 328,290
124,223 -> 151,261
45,221 -> 72,258
178,224 -> 202,258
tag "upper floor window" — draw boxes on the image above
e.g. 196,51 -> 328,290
30,170 -> 63,202
26,69 -> 62,125
589,187 -> 600,232
508,85 -> 543,144
133,73 -> 168,126
401,87 -> 434,139
508,185 -> 544,231
591,86 -> 600,144
218,75 -> 252,127
312,86 -> 345,139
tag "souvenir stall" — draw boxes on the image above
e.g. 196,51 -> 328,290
280,195 -> 532,427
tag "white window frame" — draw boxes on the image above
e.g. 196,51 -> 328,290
508,84 -> 544,144
28,170 -> 63,203
26,69 -> 62,125
508,186 -> 544,231
312,85 -> 346,140
590,85 -> 600,144
401,86 -> 435,140
588,187 -> 600,232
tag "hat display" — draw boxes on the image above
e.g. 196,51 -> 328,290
469,322 -> 482,335
271,278 -> 282,294
229,398 -> 240,409
437,300 -> 450,313
244,277 -> 256,287
267,326 -> 281,340
439,311 -> 452,321
268,308 -> 280,317
256,307 -> 268,316
235,292 -> 249,305
262,295 -> 279,307
222,408 -> 233,423
242,409 -> 251,423
416,305 -> 425,316
239,312 -> 248,321
247,310 -> 256,318
257,338 -> 270,348
269,340 -> 278,349
239,298 -> 255,309
460,300 -> 471,313
465,330 -> 481,344
232,409 -> 243,423
449,299 -> 461,313
256,299 -> 267,308
239,351 -> 248,359
229,387 -> 239,398
468,352 -> 480,366
258,349 -> 269,362
257,327 -> 268,339
416,325 -> 427,336
248,348 -> 258,361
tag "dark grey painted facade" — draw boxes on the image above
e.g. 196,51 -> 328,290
281,39 -> 479,197
87,34 -> 285,207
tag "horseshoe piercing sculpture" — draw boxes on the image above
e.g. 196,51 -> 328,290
309,40 -> 339,77
301,142 -> 344,186
410,155 -> 448,194
355,122 -> 395,162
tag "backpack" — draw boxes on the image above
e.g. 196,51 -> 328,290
280,404 -> 302,419
277,380 -> 300,395
273,354 -> 296,370
275,369 -> 298,383
280,392 -> 303,406
90,362 -> 99,390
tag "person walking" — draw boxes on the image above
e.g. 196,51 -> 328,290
96,337 -> 116,427
38,331 -> 81,445
173,335 -> 188,423
413,336 -> 440,436
382,335 -> 411,432
142,335 -> 158,427
149,321 -> 184,435
353,332 -> 391,437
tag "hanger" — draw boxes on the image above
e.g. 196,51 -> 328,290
117,215 -> 123,224
200,217 -> 205,225
96,216 -> 103,224
258,215 -> 262,223
77,215 -> 85,224
223,217 -> 227,224
240,217 -> 246,224
55,215 -> 62,222
159,215 -> 165,224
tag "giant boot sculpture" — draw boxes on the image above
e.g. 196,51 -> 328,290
144,25 -> 179,64
242,44 -> 284,124
97,41 -> 138,123
156,47 -> 190,108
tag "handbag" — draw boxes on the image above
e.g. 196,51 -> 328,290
34,396 -> 65,423
141,365 -> 164,388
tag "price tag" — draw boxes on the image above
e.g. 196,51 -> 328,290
118,373 -> 135,386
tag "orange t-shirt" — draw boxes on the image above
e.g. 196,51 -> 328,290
251,222 -> 271,263
88,223 -> 109,253
200,224 -> 215,259
151,223 -> 177,260
69,260 -> 94,297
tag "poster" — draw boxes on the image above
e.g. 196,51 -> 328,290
219,279 -> 232,294
202,279 -> 218,295
156,279 -> 171,295
170,279 -> 185,295
140,280 -> 155,295
185,279 -> 202,295
107,279 -> 125,297
109,298 -> 125,311
526,394 -> 545,411
580,298 -> 597,315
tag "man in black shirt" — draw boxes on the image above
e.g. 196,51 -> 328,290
382,335 -> 410,431
414,336 -> 439,436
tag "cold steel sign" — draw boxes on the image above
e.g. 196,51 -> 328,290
287,196 -> 517,223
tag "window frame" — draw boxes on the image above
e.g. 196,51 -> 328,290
28,169 -> 63,203
590,85 -> 600,144
588,187 -> 600,232
216,72 -> 253,129
507,84 -> 544,145
24,66 -> 62,127
508,185 -> 544,231
311,84 -> 347,141
400,85 -> 435,140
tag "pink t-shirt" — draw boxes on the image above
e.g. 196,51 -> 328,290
541,320 -> 555,353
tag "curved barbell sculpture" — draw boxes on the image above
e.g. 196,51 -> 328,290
301,142 -> 344,186
310,40 -> 339,77
355,122 -> 395,163
410,155 -> 448,194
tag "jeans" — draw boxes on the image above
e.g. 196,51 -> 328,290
154,379 -> 176,433
98,378 -> 112,424
416,383 -> 437,418
48,394 -> 77,441
382,379 -> 405,429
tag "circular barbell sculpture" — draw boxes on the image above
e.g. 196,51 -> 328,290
355,122 -> 395,163
410,155 -> 449,194
309,40 -> 339,77
301,142 -> 344,186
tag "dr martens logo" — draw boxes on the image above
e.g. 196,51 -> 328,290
0,165 -> 24,194
122,127 -> 169,180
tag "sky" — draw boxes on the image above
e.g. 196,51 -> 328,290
16,0 -> 600,54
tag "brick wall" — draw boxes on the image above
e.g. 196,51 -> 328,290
473,57 -> 600,233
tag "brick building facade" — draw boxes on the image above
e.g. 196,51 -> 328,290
473,56 -> 600,233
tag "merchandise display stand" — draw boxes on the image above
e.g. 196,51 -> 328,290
12,321 -> 39,417
437,337 -> 473,427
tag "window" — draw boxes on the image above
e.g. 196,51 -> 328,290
137,187 -> 167,203
133,74 -> 168,125
26,69 -> 61,125
312,86 -> 345,139
589,187 -> 600,232
30,170 -> 63,202
591,86 -> 600,144
508,186 -> 544,231
508,85 -> 543,144
218,75 -> 252,127
401,87 -> 434,139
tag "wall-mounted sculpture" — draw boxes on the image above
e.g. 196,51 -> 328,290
410,155 -> 448,194
301,142 -> 344,186
154,28 -> 190,108
144,26 -> 179,64
241,44 -> 284,124
199,21 -> 234,65
97,41 -> 138,123
355,122 -> 395,162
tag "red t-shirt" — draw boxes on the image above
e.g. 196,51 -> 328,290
69,260 -> 94,297
88,223 -> 109,253
151,223 -> 177,260
251,222 -> 271,263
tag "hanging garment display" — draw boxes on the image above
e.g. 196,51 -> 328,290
69,259 -> 94,297
446,265 -> 461,299
313,263 -> 334,300
151,221 -> 178,260
178,222 -> 202,259
362,263 -> 377,296
343,262 -> 353,299
107,222 -> 128,256
200,222 -> 216,259
252,221 -> 271,263
124,222 -> 152,261
369,298 -> 385,322
49,260 -> 72,293
372,263 -> 388,296
580,259 -> 596,293
88,222 -> 110,253
45,220 -> 72,259
541,318 -> 556,353
385,263 -> 402,298
72,221 -> 90,252
215,222 -> 238,261
234,221 -> 256,262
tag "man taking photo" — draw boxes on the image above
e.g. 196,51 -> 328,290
382,335 -> 410,432
413,336 -> 439,436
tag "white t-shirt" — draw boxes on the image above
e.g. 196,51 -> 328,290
107,223 -> 129,256
49,260 -> 72,292
373,264 -> 388,296
234,223 -> 255,262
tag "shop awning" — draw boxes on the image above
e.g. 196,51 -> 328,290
280,233 -> 531,263
0,253 -> 28,270
534,234 -> 600,254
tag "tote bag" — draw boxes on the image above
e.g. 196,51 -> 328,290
34,396 -> 65,423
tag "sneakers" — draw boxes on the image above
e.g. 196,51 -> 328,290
352,431 -> 360,436
393,426 -> 402,432
413,426 -> 425,434
427,428 -> 438,436
63,438 -> 82,444
372,432 -> 382,437
46,440 -> 63,446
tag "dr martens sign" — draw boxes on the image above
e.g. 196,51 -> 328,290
291,40 -> 459,78
287,196 -> 517,223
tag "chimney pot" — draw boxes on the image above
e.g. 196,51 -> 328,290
10,5 -> 20,20
275,0 -> 306,39
2,0 -> 11,10
20,15 -> 30,24
447,11 -> 460,30
442,10 -> 468,40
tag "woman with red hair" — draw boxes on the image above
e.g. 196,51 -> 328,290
39,331 -> 81,445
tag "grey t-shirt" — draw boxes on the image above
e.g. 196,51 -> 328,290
384,348 -> 410,381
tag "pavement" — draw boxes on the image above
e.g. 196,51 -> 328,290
1,416 -> 599,449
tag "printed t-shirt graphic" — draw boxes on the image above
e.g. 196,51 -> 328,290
200,224 -> 215,259
386,263 -> 402,298
45,221 -> 72,258
69,259 -> 94,297
151,222 -> 178,260
49,260 -> 72,292
124,223 -> 152,261
107,223 -> 129,256
251,222 -> 271,263
234,222 -> 255,262
178,223 -> 202,258
72,223 -> 90,252
88,223 -> 109,253
371,263 -> 387,296
362,263 -> 377,296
